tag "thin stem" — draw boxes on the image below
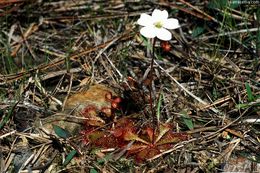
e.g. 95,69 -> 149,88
148,38 -> 157,143
149,38 -> 156,117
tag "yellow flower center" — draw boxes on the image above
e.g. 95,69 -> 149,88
154,21 -> 163,28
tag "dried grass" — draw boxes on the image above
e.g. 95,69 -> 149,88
0,1 -> 259,172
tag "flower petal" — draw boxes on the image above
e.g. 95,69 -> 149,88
152,9 -> 168,21
163,18 -> 180,29
155,28 -> 172,41
140,26 -> 156,38
137,13 -> 153,27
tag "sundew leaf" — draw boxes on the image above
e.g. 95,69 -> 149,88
87,130 -> 106,142
53,125 -> 71,139
135,147 -> 160,162
155,123 -> 171,143
146,127 -> 154,142
63,150 -> 77,166
124,131 -> 149,145
180,111 -> 194,130
156,132 -> 188,146
245,82 -> 255,102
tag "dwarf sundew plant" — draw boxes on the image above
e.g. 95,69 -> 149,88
137,9 -> 181,129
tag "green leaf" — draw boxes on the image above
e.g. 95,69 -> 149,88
229,0 -> 240,8
236,103 -> 249,109
157,54 -> 164,61
90,168 -> 98,173
140,36 -> 152,52
96,152 -> 113,164
212,87 -> 219,100
207,0 -> 228,9
156,93 -> 163,123
180,111 -> 194,130
245,82 -> 254,102
192,26 -> 205,38
63,150 -> 77,166
0,101 -> 19,129
53,125 -> 71,139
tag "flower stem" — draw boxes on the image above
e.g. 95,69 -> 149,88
148,38 -> 157,143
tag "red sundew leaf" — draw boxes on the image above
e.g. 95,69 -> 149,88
81,118 -> 189,163
93,135 -> 123,148
87,131 -> 106,142
146,127 -> 154,142
135,146 -> 161,163
156,132 -> 189,146
81,129 -> 107,144
111,128 -> 124,137
111,124 -> 135,138
111,118 -> 136,139
126,143 -> 148,155
155,123 -> 171,143
114,118 -> 135,129
123,131 -> 149,144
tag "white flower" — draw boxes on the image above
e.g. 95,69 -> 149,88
137,9 -> 180,41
